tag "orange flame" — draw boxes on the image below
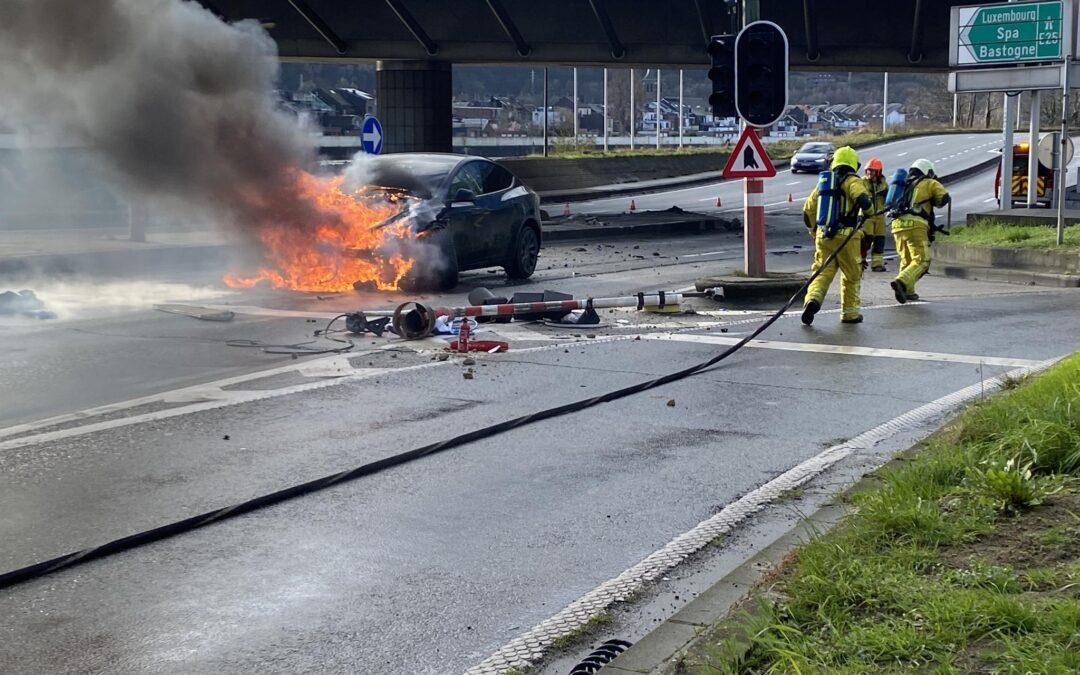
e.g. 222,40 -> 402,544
224,171 -> 417,292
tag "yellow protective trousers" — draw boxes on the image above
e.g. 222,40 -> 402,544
805,228 -> 863,320
863,214 -> 886,268
893,223 -> 931,294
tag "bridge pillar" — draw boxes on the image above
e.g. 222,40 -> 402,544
376,60 -> 452,154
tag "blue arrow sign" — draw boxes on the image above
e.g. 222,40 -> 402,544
361,116 -> 383,154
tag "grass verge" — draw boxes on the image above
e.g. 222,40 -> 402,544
949,220 -> 1080,251
677,353 -> 1080,674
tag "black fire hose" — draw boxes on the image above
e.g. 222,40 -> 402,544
0,226 -> 863,591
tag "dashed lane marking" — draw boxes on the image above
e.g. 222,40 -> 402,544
465,359 -> 1054,674
643,333 -> 1042,367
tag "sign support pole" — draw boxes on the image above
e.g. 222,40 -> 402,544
1002,92 -> 1017,207
603,68 -> 609,152
1057,0 -> 1072,245
629,68 -> 635,150
744,128 -> 766,277
655,69 -> 662,149
883,72 -> 889,133
1028,90 -> 1041,207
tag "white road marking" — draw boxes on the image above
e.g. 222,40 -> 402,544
681,250 -> 727,258
785,181 -> 800,186
936,141 -> 946,145
0,337 -> 635,451
467,360 -> 1054,674
896,151 -> 908,157
644,333 -> 1042,367
983,197 -> 997,202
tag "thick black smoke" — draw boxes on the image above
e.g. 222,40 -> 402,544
0,0 -> 320,229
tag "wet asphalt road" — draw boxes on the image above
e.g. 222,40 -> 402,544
2,133 -> 1079,674
1,273 -> 1078,673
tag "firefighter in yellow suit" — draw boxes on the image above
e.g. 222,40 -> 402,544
889,158 -> 950,303
800,146 -> 872,325
861,157 -> 889,272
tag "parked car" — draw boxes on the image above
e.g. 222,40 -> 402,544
361,154 -> 542,290
791,142 -> 836,173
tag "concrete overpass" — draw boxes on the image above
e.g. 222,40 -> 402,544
203,0 -> 976,151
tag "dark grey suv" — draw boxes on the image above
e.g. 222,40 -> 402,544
362,154 -> 542,290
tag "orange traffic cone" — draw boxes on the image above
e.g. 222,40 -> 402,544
629,199 -> 637,212
563,202 -> 571,217
715,196 -> 722,207
787,193 -> 793,202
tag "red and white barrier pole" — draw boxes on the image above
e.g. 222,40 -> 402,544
434,292 -> 685,319
744,176 -> 766,276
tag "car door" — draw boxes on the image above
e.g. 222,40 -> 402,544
446,161 -> 490,267
475,162 -> 518,261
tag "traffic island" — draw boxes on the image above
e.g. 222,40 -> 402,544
932,221 -> 1080,288
693,271 -> 809,302
609,354 -> 1080,674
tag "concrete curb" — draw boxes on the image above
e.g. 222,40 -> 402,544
934,241 -> 1080,274
932,262 -> 1080,287
600,502 -> 847,675
544,215 -> 736,242
693,273 -> 809,301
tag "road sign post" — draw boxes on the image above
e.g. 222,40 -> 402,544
723,125 -> 776,277
744,176 -> 766,277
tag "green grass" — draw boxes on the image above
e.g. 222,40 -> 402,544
549,612 -> 614,651
528,126 -> 970,160
680,353 -> 1080,674
949,220 -> 1080,251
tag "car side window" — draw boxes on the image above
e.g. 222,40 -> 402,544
448,162 -> 488,199
481,164 -> 514,194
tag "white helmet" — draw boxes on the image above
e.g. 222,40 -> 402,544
910,158 -> 935,177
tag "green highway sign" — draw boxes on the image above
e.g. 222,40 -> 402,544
953,1 -> 1063,66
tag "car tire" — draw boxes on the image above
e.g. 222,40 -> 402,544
505,223 -> 540,279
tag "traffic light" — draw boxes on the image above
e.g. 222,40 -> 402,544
735,21 -> 788,127
707,35 -> 736,118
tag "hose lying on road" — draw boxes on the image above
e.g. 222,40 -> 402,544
0,227 -> 863,591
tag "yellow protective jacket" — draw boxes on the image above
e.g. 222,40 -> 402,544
802,171 -> 871,237
892,177 -> 949,233
861,176 -> 888,224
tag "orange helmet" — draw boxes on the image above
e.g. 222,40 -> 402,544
866,157 -> 884,175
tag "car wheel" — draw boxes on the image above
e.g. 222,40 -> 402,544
505,224 -> 540,279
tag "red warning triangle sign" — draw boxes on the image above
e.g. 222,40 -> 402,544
722,126 -> 776,178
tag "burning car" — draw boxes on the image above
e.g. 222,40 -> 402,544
225,154 -> 542,293
354,154 -> 542,291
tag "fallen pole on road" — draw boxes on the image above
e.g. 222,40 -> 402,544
391,292 -> 688,339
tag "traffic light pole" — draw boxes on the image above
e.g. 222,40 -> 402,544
744,128 -> 766,277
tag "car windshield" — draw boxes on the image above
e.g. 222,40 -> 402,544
799,143 -> 832,154
361,156 -> 460,199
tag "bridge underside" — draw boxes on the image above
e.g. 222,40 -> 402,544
204,0 -> 969,72
203,0 -> 973,153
